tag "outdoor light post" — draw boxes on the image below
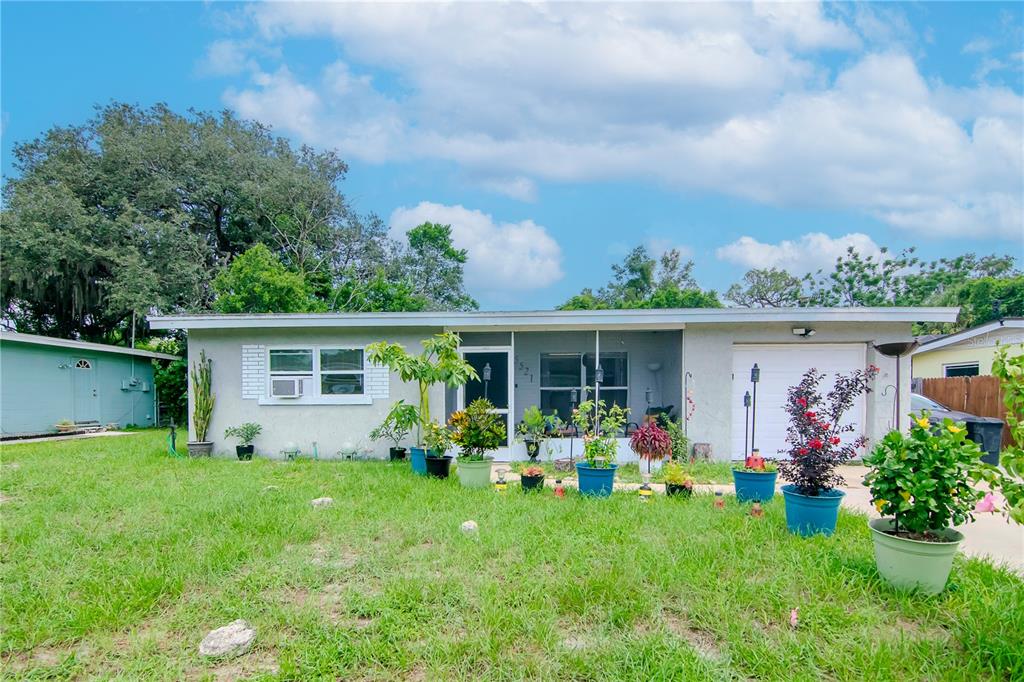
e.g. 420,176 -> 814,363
750,364 -> 760,453
743,390 -> 751,459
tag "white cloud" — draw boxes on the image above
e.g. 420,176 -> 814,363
212,3 -> 1023,238
389,202 -> 564,294
715,233 -> 883,274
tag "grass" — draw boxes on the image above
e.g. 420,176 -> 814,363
2,430 -> 1022,681
509,459 -> 734,484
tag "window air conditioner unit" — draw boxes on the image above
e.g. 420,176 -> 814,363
271,378 -> 304,398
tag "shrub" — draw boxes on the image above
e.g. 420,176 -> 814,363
448,398 -> 506,460
370,400 -> 419,448
657,415 -> 689,461
662,461 -> 693,487
629,422 -> 673,463
864,412 -> 985,537
224,422 -> 261,446
988,345 -> 1024,524
422,421 -> 453,455
572,398 -> 629,468
777,366 -> 877,495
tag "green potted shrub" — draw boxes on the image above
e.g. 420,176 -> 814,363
662,461 -> 694,497
187,351 -> 215,457
370,400 -> 419,461
422,421 -> 455,479
520,464 -> 546,492
573,398 -> 629,497
368,332 -> 477,476
449,398 -> 506,488
863,411 -> 986,594
55,419 -> 76,434
224,422 -> 261,460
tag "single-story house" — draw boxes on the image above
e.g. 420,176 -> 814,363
912,318 -> 1024,378
150,307 -> 958,462
0,331 -> 179,436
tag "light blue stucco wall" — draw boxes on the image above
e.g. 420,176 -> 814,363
0,340 -> 158,435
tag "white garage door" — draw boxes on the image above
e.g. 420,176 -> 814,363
731,344 -> 867,460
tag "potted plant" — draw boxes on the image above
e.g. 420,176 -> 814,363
224,422 -> 261,460
370,400 -> 419,461
517,406 -> 560,461
368,332 -> 477,476
732,453 -> 778,503
629,421 -> 673,474
776,366 -> 877,536
658,415 -> 689,462
520,465 -> 545,492
662,461 -> 694,497
864,411 -> 986,594
187,351 -> 215,457
55,419 -> 76,434
422,421 -> 454,479
449,398 -> 506,488
572,398 -> 629,497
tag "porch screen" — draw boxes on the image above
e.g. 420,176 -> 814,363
539,352 -> 628,422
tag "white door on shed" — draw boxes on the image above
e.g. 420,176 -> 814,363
731,344 -> 867,460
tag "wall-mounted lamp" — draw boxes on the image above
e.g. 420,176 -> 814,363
792,328 -> 816,337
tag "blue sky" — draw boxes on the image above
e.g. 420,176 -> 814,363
3,2 -> 1022,309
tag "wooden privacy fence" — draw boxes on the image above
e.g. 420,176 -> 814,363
917,376 -> 1015,448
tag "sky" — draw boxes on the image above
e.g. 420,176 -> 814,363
2,1 -> 1022,310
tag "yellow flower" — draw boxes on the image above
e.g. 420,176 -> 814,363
947,425 -> 963,434
900,490 -> 911,502
874,499 -> 887,513
915,417 -> 930,429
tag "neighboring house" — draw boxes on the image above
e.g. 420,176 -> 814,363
0,331 -> 179,436
150,307 -> 958,462
912,318 -> 1024,379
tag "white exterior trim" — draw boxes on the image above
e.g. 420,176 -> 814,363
913,318 -> 1024,354
150,306 -> 960,331
0,331 -> 180,361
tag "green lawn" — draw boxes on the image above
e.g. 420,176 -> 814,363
2,431 -> 1021,681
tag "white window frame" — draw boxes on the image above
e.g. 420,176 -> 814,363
943,361 -> 980,378
260,345 -> 371,405
538,351 -> 629,418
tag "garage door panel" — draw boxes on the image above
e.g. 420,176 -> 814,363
731,344 -> 866,460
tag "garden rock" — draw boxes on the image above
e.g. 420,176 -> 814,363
460,520 -> 478,535
199,619 -> 256,658
310,497 -> 333,508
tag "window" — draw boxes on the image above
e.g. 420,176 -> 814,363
944,362 -> 979,378
267,347 -> 365,400
74,359 -> 92,369
539,352 -> 628,422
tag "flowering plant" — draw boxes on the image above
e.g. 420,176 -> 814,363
521,465 -> 545,477
422,420 -> 453,455
777,366 -> 878,495
864,411 -> 985,538
573,398 -> 629,468
448,398 -> 506,460
629,422 -> 673,463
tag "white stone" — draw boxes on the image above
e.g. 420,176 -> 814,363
198,619 -> 256,658
460,520 -> 478,534
311,497 -> 334,508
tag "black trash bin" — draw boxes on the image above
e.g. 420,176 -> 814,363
966,418 -> 1004,465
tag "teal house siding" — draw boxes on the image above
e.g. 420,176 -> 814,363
0,335 -> 175,436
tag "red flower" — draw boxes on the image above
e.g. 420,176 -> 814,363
798,447 -> 809,456
796,397 -> 808,407
868,364 -> 879,372
830,436 -> 841,445
809,438 -> 824,449
821,422 -> 831,430
805,411 -> 816,420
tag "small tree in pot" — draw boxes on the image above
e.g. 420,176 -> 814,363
370,400 -> 419,461
864,412 -> 985,594
449,398 -> 506,488
776,366 -> 877,536
573,398 -> 629,497
224,422 -> 261,460
187,351 -> 215,457
629,421 -> 673,474
422,421 -> 455,479
517,405 -> 558,461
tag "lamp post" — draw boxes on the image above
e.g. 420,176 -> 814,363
482,362 -> 492,401
743,390 -> 751,459
750,364 -> 760,453
594,364 -> 604,435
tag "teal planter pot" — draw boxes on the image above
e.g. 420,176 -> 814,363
576,463 -> 617,497
410,447 -> 427,476
456,458 -> 493,488
782,485 -> 845,536
732,469 -> 777,503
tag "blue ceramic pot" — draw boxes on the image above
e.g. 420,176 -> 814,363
782,484 -> 845,536
410,447 -> 428,476
576,463 -> 617,497
732,469 -> 777,503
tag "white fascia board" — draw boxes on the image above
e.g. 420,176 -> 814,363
149,306 -> 960,331
0,331 -> 180,360
913,318 -> 1024,354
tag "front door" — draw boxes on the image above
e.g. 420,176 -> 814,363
72,357 -> 100,423
458,347 -> 513,459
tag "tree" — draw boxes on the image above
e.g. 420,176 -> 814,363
944,276 -> 1024,328
726,268 -> 805,307
559,244 -> 719,310
804,247 -> 917,307
212,244 -> 321,313
401,222 -> 477,311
